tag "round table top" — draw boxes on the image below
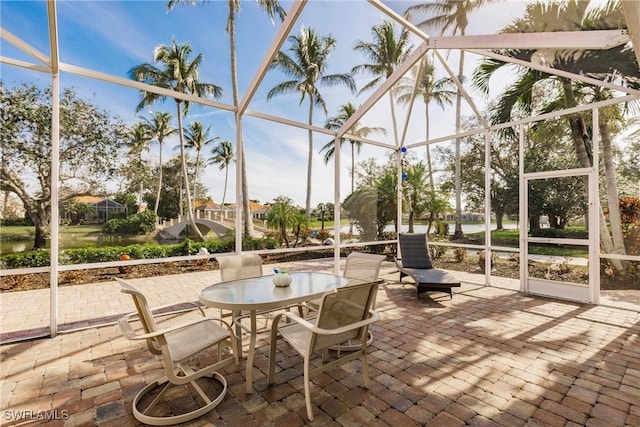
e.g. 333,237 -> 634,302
199,271 -> 348,311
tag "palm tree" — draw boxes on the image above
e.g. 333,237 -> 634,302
352,21 -> 411,147
403,161 -> 430,233
184,121 -> 218,207
124,122 -> 152,210
405,0 -> 495,239
141,111 -> 176,215
321,102 -> 386,196
167,0 -> 286,239
266,195 -> 298,248
268,26 -> 356,219
472,0 -> 637,270
129,39 -> 223,241
395,55 -> 456,234
209,140 -> 234,221
394,55 -> 456,193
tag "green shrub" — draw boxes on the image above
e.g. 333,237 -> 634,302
103,210 -> 156,235
0,250 -> 51,268
1,236 -> 286,269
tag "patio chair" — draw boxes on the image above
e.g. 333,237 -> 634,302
396,233 -> 461,299
216,253 -> 296,331
116,278 -> 238,426
306,252 -> 386,310
305,252 -> 385,351
267,280 -> 381,421
217,253 -> 263,282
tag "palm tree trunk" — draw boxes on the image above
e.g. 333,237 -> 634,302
350,141 -> 355,234
220,168 -> 229,222
228,3 -> 253,239
176,101 -> 204,241
561,79 -> 622,271
193,151 -> 200,206
305,99 -> 313,220
453,49 -> 464,240
600,119 -> 626,255
154,143 -> 163,215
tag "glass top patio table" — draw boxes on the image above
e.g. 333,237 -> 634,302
199,271 -> 348,393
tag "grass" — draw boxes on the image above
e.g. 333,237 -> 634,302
464,229 -> 589,258
1,224 -> 103,239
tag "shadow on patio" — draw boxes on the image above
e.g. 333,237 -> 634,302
1,261 -> 639,426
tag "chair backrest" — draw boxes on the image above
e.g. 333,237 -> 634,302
343,252 -> 386,284
116,277 -> 162,354
312,281 -> 379,352
398,233 -> 433,269
217,253 -> 263,281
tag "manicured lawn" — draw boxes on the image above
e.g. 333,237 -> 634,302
1,224 -> 103,239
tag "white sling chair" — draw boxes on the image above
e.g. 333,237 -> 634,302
116,278 -> 238,426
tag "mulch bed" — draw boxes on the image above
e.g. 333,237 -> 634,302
2,249 -> 634,292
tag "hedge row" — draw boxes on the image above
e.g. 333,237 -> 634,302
0,237 -> 279,269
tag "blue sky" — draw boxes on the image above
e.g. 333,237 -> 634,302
1,0 -> 531,207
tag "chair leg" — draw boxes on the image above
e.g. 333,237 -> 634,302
268,328 -> 278,385
303,357 -> 314,421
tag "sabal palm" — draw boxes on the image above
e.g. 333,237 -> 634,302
209,140 -> 234,220
129,39 -> 222,241
185,121 -> 218,206
168,0 -> 285,239
405,0 -> 494,239
472,0 -> 636,267
268,26 -> 356,219
321,102 -> 386,196
141,111 -> 176,215
352,20 -> 411,146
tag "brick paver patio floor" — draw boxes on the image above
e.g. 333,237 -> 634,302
1,261 -> 639,426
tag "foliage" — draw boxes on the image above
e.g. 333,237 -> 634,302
103,210 -> 157,235
453,247 -> 467,262
343,164 -> 397,241
266,196 -> 307,248
429,245 -> 446,260
0,235 -> 278,268
268,26 -> 356,218
620,196 -> 639,255
0,82 -> 125,249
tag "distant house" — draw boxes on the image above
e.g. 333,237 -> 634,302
63,196 -> 125,223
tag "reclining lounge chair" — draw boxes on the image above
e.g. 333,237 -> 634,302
396,233 -> 461,299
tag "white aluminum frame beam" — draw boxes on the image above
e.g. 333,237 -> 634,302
238,0 -> 306,115
426,30 -> 629,50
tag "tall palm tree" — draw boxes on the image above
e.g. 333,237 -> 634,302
124,122 -> 152,210
405,0 -> 494,239
352,20 -> 411,147
268,26 -> 356,219
129,39 -> 223,241
184,121 -> 218,206
209,140 -> 234,221
395,55 -> 456,234
141,111 -> 176,215
321,102 -> 386,233
167,0 -> 286,239
472,0 -> 637,270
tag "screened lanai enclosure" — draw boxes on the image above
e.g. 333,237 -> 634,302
1,0 -> 639,342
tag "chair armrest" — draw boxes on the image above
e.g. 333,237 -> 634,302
118,312 -> 233,341
275,309 -> 381,336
